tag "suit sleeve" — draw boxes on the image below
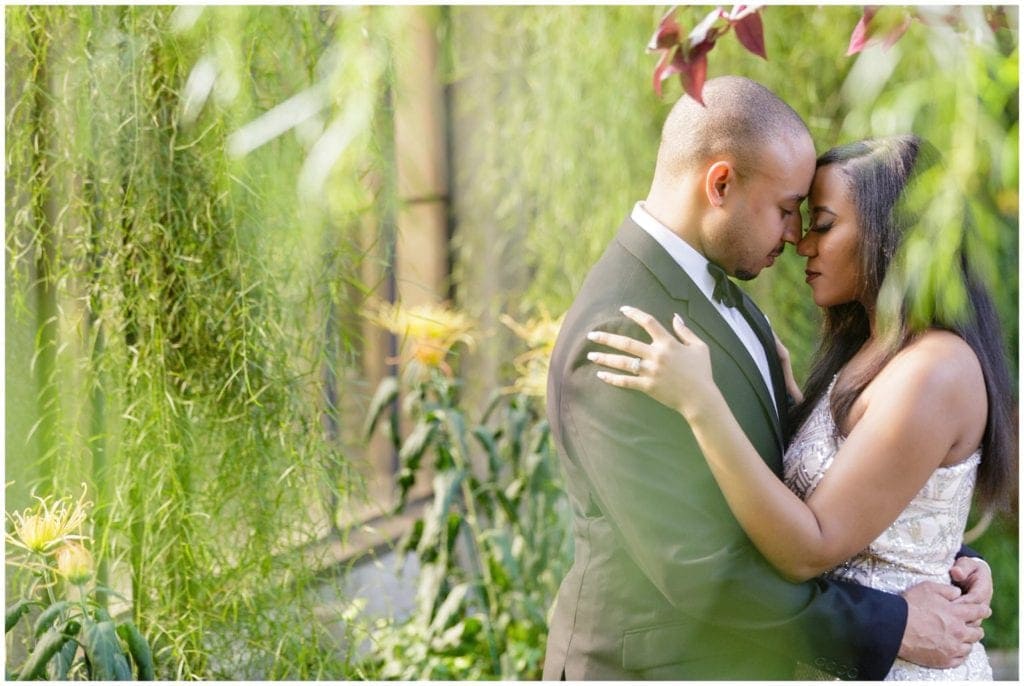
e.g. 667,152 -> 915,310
560,318 -> 907,680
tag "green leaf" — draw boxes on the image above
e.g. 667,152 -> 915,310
438,409 -> 472,469
471,426 -> 502,476
17,625 -> 74,680
530,421 -> 550,455
362,376 -> 399,440
33,600 -> 70,637
444,512 -> 463,558
395,421 -> 436,507
414,562 -> 446,629
6,599 -> 33,633
398,421 -> 436,465
478,389 -> 505,423
396,517 -> 425,555
417,469 -> 466,557
92,585 -> 130,602
428,582 -> 470,633
116,621 -> 155,680
494,488 -> 518,522
81,619 -> 132,680
48,635 -> 78,680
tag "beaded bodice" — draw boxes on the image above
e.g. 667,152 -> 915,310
782,377 -> 991,681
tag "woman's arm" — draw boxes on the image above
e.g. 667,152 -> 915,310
588,307 -> 980,582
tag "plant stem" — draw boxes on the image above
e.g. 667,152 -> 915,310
439,398 -> 501,675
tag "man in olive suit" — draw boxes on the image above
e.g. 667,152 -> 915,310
542,76 -> 991,680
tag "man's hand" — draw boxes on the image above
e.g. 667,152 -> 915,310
898,582 -> 988,668
950,556 -> 994,625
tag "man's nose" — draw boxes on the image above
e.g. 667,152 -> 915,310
781,216 -> 802,245
797,232 -> 816,257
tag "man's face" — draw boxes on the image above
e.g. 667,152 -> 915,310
707,133 -> 817,280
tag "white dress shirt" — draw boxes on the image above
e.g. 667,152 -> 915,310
630,201 -> 778,415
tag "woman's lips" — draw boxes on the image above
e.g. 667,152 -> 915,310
805,270 -> 821,284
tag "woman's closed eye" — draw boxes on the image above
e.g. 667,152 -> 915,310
808,221 -> 835,233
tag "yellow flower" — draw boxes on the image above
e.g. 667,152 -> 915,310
6,486 -> 90,555
364,300 -> 476,370
509,355 -> 551,397
501,310 -> 564,398
55,543 -> 94,585
499,310 -> 564,355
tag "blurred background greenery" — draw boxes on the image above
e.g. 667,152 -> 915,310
5,5 -> 1017,679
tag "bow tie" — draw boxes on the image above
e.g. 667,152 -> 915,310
707,262 -> 744,309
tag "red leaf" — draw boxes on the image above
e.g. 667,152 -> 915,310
687,7 -> 725,49
881,15 -> 912,51
727,4 -> 763,22
985,7 -> 1010,33
653,47 -> 685,98
732,10 -> 767,59
647,7 -> 681,52
846,6 -> 878,55
679,52 -> 709,105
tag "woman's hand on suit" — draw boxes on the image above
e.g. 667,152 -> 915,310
586,306 -> 719,420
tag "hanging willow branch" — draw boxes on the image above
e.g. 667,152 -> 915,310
6,5 -> 401,678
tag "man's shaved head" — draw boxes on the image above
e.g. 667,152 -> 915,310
654,76 -> 810,183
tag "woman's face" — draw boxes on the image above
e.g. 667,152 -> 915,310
797,163 -> 863,307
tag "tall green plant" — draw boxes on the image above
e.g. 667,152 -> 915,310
358,306 -> 570,679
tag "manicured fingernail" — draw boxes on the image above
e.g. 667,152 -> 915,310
596,371 -> 609,380
587,352 -> 597,361
673,313 -> 684,326
620,306 -> 633,314
587,332 -> 599,341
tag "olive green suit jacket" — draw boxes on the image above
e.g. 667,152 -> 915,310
542,218 -> 907,680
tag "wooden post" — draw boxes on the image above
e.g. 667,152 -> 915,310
393,6 -> 449,307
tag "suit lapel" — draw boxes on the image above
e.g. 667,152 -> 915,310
616,219 -> 784,451
737,292 -> 791,442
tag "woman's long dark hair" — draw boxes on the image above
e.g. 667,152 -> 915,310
789,135 -> 1017,512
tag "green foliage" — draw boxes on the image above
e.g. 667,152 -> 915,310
448,6 -> 668,310
5,5 -> 396,678
359,369 -> 570,679
971,514 -> 1019,649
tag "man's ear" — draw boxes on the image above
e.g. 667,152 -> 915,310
705,161 -> 733,207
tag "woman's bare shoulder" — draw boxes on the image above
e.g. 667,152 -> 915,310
872,329 -> 983,430
888,329 -> 983,390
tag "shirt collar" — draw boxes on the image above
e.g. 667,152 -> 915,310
630,201 -> 717,303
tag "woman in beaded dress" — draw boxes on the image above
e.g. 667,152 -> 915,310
586,135 -> 1016,680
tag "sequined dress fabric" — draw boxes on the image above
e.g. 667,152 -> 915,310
783,378 -> 991,681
